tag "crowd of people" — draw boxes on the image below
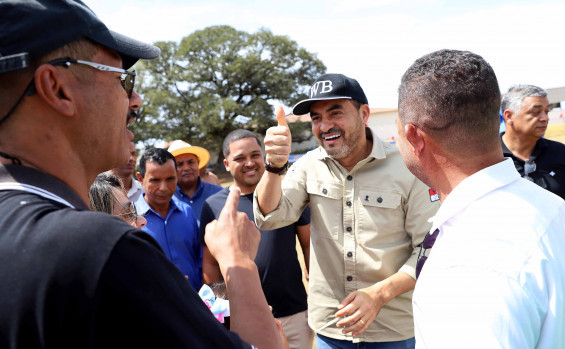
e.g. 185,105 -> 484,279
1,1 -> 564,348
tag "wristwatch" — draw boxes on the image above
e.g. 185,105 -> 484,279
265,161 -> 288,175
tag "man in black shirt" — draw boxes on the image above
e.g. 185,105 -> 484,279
0,1 -> 283,348
500,85 -> 565,199
200,129 -> 314,349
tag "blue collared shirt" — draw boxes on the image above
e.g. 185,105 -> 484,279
174,178 -> 222,226
135,194 -> 202,290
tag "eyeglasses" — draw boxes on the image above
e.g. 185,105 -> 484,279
117,201 -> 138,223
416,229 -> 439,279
0,57 -> 137,125
524,161 -> 536,182
48,58 -> 136,98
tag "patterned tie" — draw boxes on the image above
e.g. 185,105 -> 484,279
416,229 -> 439,279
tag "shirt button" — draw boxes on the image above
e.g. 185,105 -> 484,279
377,197 -> 383,203
346,226 -> 352,232
346,201 -> 352,207
347,276 -> 353,281
347,175 -> 353,181
347,252 -> 353,258
322,188 -> 328,195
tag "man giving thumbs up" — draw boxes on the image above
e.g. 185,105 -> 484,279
253,74 -> 440,348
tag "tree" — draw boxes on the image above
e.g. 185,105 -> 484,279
132,25 -> 326,162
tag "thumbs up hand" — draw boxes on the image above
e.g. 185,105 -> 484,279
264,105 -> 292,168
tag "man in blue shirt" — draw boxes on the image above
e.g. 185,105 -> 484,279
167,140 -> 222,226
135,148 -> 202,290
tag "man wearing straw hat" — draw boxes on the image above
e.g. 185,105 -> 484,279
168,140 -> 222,226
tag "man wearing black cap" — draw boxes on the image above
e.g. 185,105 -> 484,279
254,74 -> 439,347
0,1 -> 283,348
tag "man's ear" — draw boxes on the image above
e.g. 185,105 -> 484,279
502,109 -> 514,125
33,64 -> 75,117
404,123 -> 425,156
136,172 -> 143,183
359,104 -> 371,124
223,158 -> 230,172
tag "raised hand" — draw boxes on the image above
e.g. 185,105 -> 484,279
264,105 -> 292,168
204,187 -> 261,266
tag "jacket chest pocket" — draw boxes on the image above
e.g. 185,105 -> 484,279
358,189 -> 405,245
307,180 -> 342,240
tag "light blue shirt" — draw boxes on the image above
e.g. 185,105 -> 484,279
135,194 -> 202,290
174,178 -> 222,227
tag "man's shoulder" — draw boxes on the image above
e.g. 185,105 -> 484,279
200,181 -> 223,193
171,196 -> 196,217
542,138 -> 565,153
0,191 -> 134,263
204,187 -> 230,207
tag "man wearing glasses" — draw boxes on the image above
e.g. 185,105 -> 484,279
500,85 -> 565,200
396,49 -> 565,348
0,1 -> 285,348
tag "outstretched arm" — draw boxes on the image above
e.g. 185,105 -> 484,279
205,187 -> 284,349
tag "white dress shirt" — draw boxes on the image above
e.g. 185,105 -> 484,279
414,159 -> 565,348
127,178 -> 144,203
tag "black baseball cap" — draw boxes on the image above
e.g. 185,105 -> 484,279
292,73 -> 368,115
0,0 -> 160,74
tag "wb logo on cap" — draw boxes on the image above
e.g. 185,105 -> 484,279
310,81 -> 333,98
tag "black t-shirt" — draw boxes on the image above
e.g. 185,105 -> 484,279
0,165 -> 250,349
501,133 -> 565,200
200,188 -> 309,318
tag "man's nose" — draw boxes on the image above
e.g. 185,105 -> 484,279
129,90 -> 142,110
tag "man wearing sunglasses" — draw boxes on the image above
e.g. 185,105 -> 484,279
500,85 -> 565,200
0,1 -> 284,348
396,50 -> 565,348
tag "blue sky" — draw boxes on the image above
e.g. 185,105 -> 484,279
85,0 -> 565,109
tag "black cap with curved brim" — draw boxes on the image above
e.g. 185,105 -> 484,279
0,0 -> 160,73
292,73 -> 368,115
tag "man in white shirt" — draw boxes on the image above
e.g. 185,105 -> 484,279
396,49 -> 565,348
110,141 -> 144,202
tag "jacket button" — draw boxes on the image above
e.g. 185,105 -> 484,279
346,201 -> 352,207
347,175 -> 353,181
346,276 -> 353,281
377,197 -> 383,203
346,226 -> 352,232
347,252 -> 353,258
322,188 -> 327,195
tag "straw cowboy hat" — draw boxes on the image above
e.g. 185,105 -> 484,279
167,140 -> 210,170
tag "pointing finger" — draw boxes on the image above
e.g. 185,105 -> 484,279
275,105 -> 288,127
221,186 -> 241,217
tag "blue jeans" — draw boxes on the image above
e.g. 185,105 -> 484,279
316,334 -> 415,349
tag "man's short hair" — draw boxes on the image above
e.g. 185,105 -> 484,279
89,172 -> 125,215
222,130 -> 262,158
501,85 -> 548,116
398,49 -> 501,153
139,148 -> 176,177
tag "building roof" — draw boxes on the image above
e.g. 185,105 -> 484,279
546,87 -> 565,105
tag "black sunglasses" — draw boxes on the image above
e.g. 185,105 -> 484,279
416,229 -> 439,279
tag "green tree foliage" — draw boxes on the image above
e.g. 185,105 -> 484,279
131,25 -> 326,161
